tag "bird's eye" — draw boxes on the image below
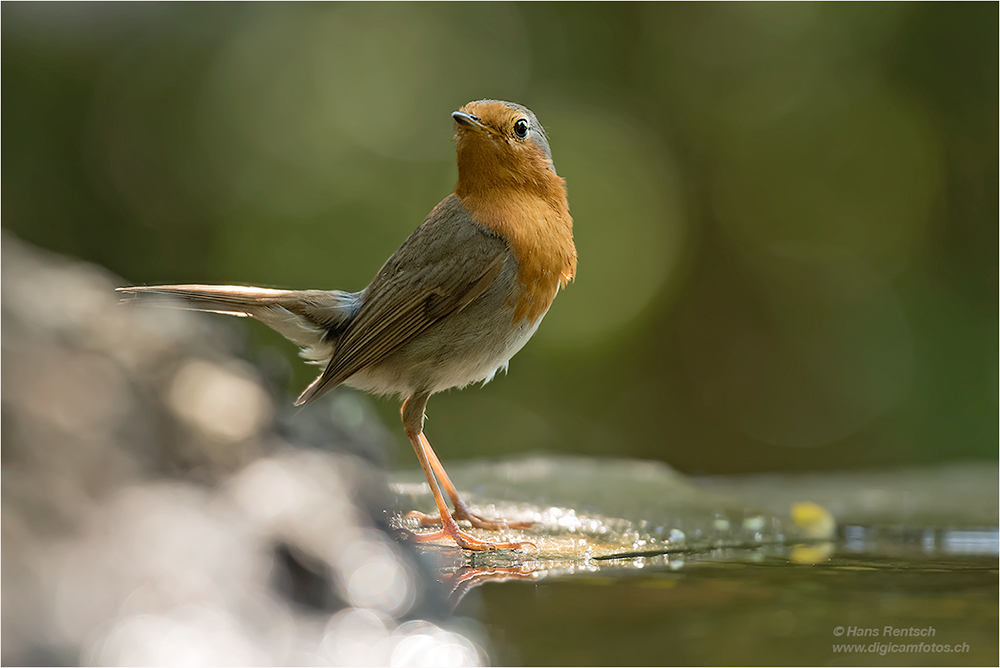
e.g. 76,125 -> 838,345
513,118 -> 529,139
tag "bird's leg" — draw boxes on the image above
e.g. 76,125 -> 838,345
405,436 -> 535,530
401,394 -> 530,551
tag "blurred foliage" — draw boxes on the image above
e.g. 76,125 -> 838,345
2,2 -> 996,474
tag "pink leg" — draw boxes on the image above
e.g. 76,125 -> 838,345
401,394 -> 530,551
405,435 -> 534,529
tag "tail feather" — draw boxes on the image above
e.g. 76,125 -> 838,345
116,284 -> 290,317
116,284 -> 360,372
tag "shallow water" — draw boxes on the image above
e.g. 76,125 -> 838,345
394,456 -> 999,666
470,551 -> 996,666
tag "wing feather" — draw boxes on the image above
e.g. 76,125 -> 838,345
296,196 -> 508,405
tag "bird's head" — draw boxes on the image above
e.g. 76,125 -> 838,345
452,100 -> 562,198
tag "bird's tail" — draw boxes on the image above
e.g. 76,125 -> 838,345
116,284 -> 360,389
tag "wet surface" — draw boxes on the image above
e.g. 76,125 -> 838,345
469,552 -> 997,667
393,456 -> 998,666
392,456 -> 836,560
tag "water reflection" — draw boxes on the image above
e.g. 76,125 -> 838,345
393,457 -> 998,616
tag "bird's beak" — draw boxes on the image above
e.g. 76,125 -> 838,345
452,111 -> 489,133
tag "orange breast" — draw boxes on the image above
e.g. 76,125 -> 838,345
460,190 -> 576,324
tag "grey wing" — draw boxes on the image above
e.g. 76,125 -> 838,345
295,198 -> 508,405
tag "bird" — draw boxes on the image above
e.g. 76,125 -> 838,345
117,100 -> 576,552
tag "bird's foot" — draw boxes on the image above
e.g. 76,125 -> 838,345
409,515 -> 533,552
406,503 -> 534,530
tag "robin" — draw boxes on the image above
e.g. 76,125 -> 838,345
118,100 -> 576,551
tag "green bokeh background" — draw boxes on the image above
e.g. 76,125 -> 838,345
3,2 -> 996,474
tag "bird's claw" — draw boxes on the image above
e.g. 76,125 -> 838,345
405,506 -> 535,531
408,515 -> 533,552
